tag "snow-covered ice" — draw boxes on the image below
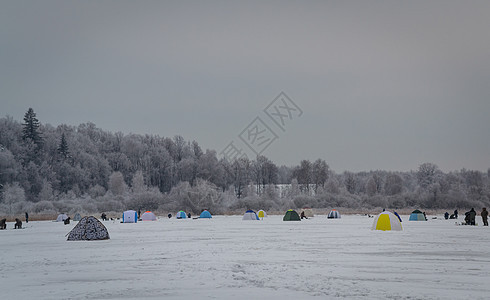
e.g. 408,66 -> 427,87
1,214 -> 489,299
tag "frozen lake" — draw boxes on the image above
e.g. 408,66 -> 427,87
1,214 -> 489,299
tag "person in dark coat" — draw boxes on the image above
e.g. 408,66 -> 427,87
101,213 -> 107,221
468,208 -> 477,225
64,217 -> 71,225
454,209 -> 458,219
187,212 -> 191,219
444,212 -> 449,220
481,208 -> 488,226
300,211 -> 308,219
25,212 -> 29,223
0,218 -> 6,230
168,213 -> 172,218
14,218 -> 22,229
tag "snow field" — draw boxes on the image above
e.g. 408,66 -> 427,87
1,214 -> 489,299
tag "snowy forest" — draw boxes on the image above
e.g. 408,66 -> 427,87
1,108 -> 489,217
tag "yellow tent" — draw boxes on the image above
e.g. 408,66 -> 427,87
372,211 -> 402,231
257,210 -> 267,218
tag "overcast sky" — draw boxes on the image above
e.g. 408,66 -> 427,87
1,1 -> 489,172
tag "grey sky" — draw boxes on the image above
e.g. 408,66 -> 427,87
1,1 -> 489,172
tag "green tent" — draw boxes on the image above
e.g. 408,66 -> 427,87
283,209 -> 301,221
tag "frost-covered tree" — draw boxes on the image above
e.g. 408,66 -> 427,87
312,159 -> 329,192
366,177 -> 377,197
108,171 -> 127,196
385,173 -> 403,195
131,170 -> 147,194
2,182 -> 25,215
417,163 -> 440,188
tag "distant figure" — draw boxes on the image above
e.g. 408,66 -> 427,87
25,212 -> 29,223
468,208 -> 476,225
481,208 -> 488,226
0,218 -> 6,230
14,218 -> 22,229
187,212 -> 191,219
101,213 -> 107,221
454,209 -> 458,219
168,213 -> 172,219
138,210 -> 141,219
382,208 -> 386,212
64,217 -> 71,225
444,212 -> 449,220
300,211 -> 308,219
423,212 -> 427,221
464,211 -> 471,225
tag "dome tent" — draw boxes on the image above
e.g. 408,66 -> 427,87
257,210 -> 267,219
73,213 -> 82,221
409,210 -> 426,221
141,211 -> 157,221
372,211 -> 402,231
327,209 -> 341,219
67,216 -> 110,241
242,210 -> 259,220
122,210 -> 138,223
56,214 -> 69,222
199,210 -> 212,218
176,211 -> 187,219
283,209 -> 301,221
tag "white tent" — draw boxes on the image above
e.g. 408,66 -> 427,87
56,214 -> 69,222
372,211 -> 403,231
242,210 -> 259,220
122,210 -> 138,223
257,210 -> 267,219
141,211 -> 157,221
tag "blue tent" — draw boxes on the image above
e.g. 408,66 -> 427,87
242,210 -> 259,220
409,210 -> 426,221
122,210 -> 137,223
199,210 -> 212,218
176,211 -> 187,219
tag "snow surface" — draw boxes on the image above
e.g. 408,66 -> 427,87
1,214 -> 489,299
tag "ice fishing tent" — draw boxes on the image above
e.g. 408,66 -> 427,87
409,210 -> 426,221
199,210 -> 212,218
141,211 -> 157,221
283,209 -> 301,221
372,211 -> 402,231
327,209 -> 341,219
176,211 -> 187,219
302,208 -> 314,218
257,210 -> 267,219
73,213 -> 82,221
242,210 -> 259,220
122,210 -> 138,223
67,216 -> 110,241
56,214 -> 69,222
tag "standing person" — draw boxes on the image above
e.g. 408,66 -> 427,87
454,209 -> 458,219
468,208 -> 477,226
481,208 -> 488,226
25,212 -> 29,223
138,209 -> 141,220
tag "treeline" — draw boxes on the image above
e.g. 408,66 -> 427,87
0,109 -> 489,216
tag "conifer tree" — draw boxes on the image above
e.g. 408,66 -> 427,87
22,108 -> 43,147
57,133 -> 69,159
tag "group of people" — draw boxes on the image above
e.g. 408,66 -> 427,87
0,218 -> 22,229
464,208 -> 488,226
444,208 -> 488,226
